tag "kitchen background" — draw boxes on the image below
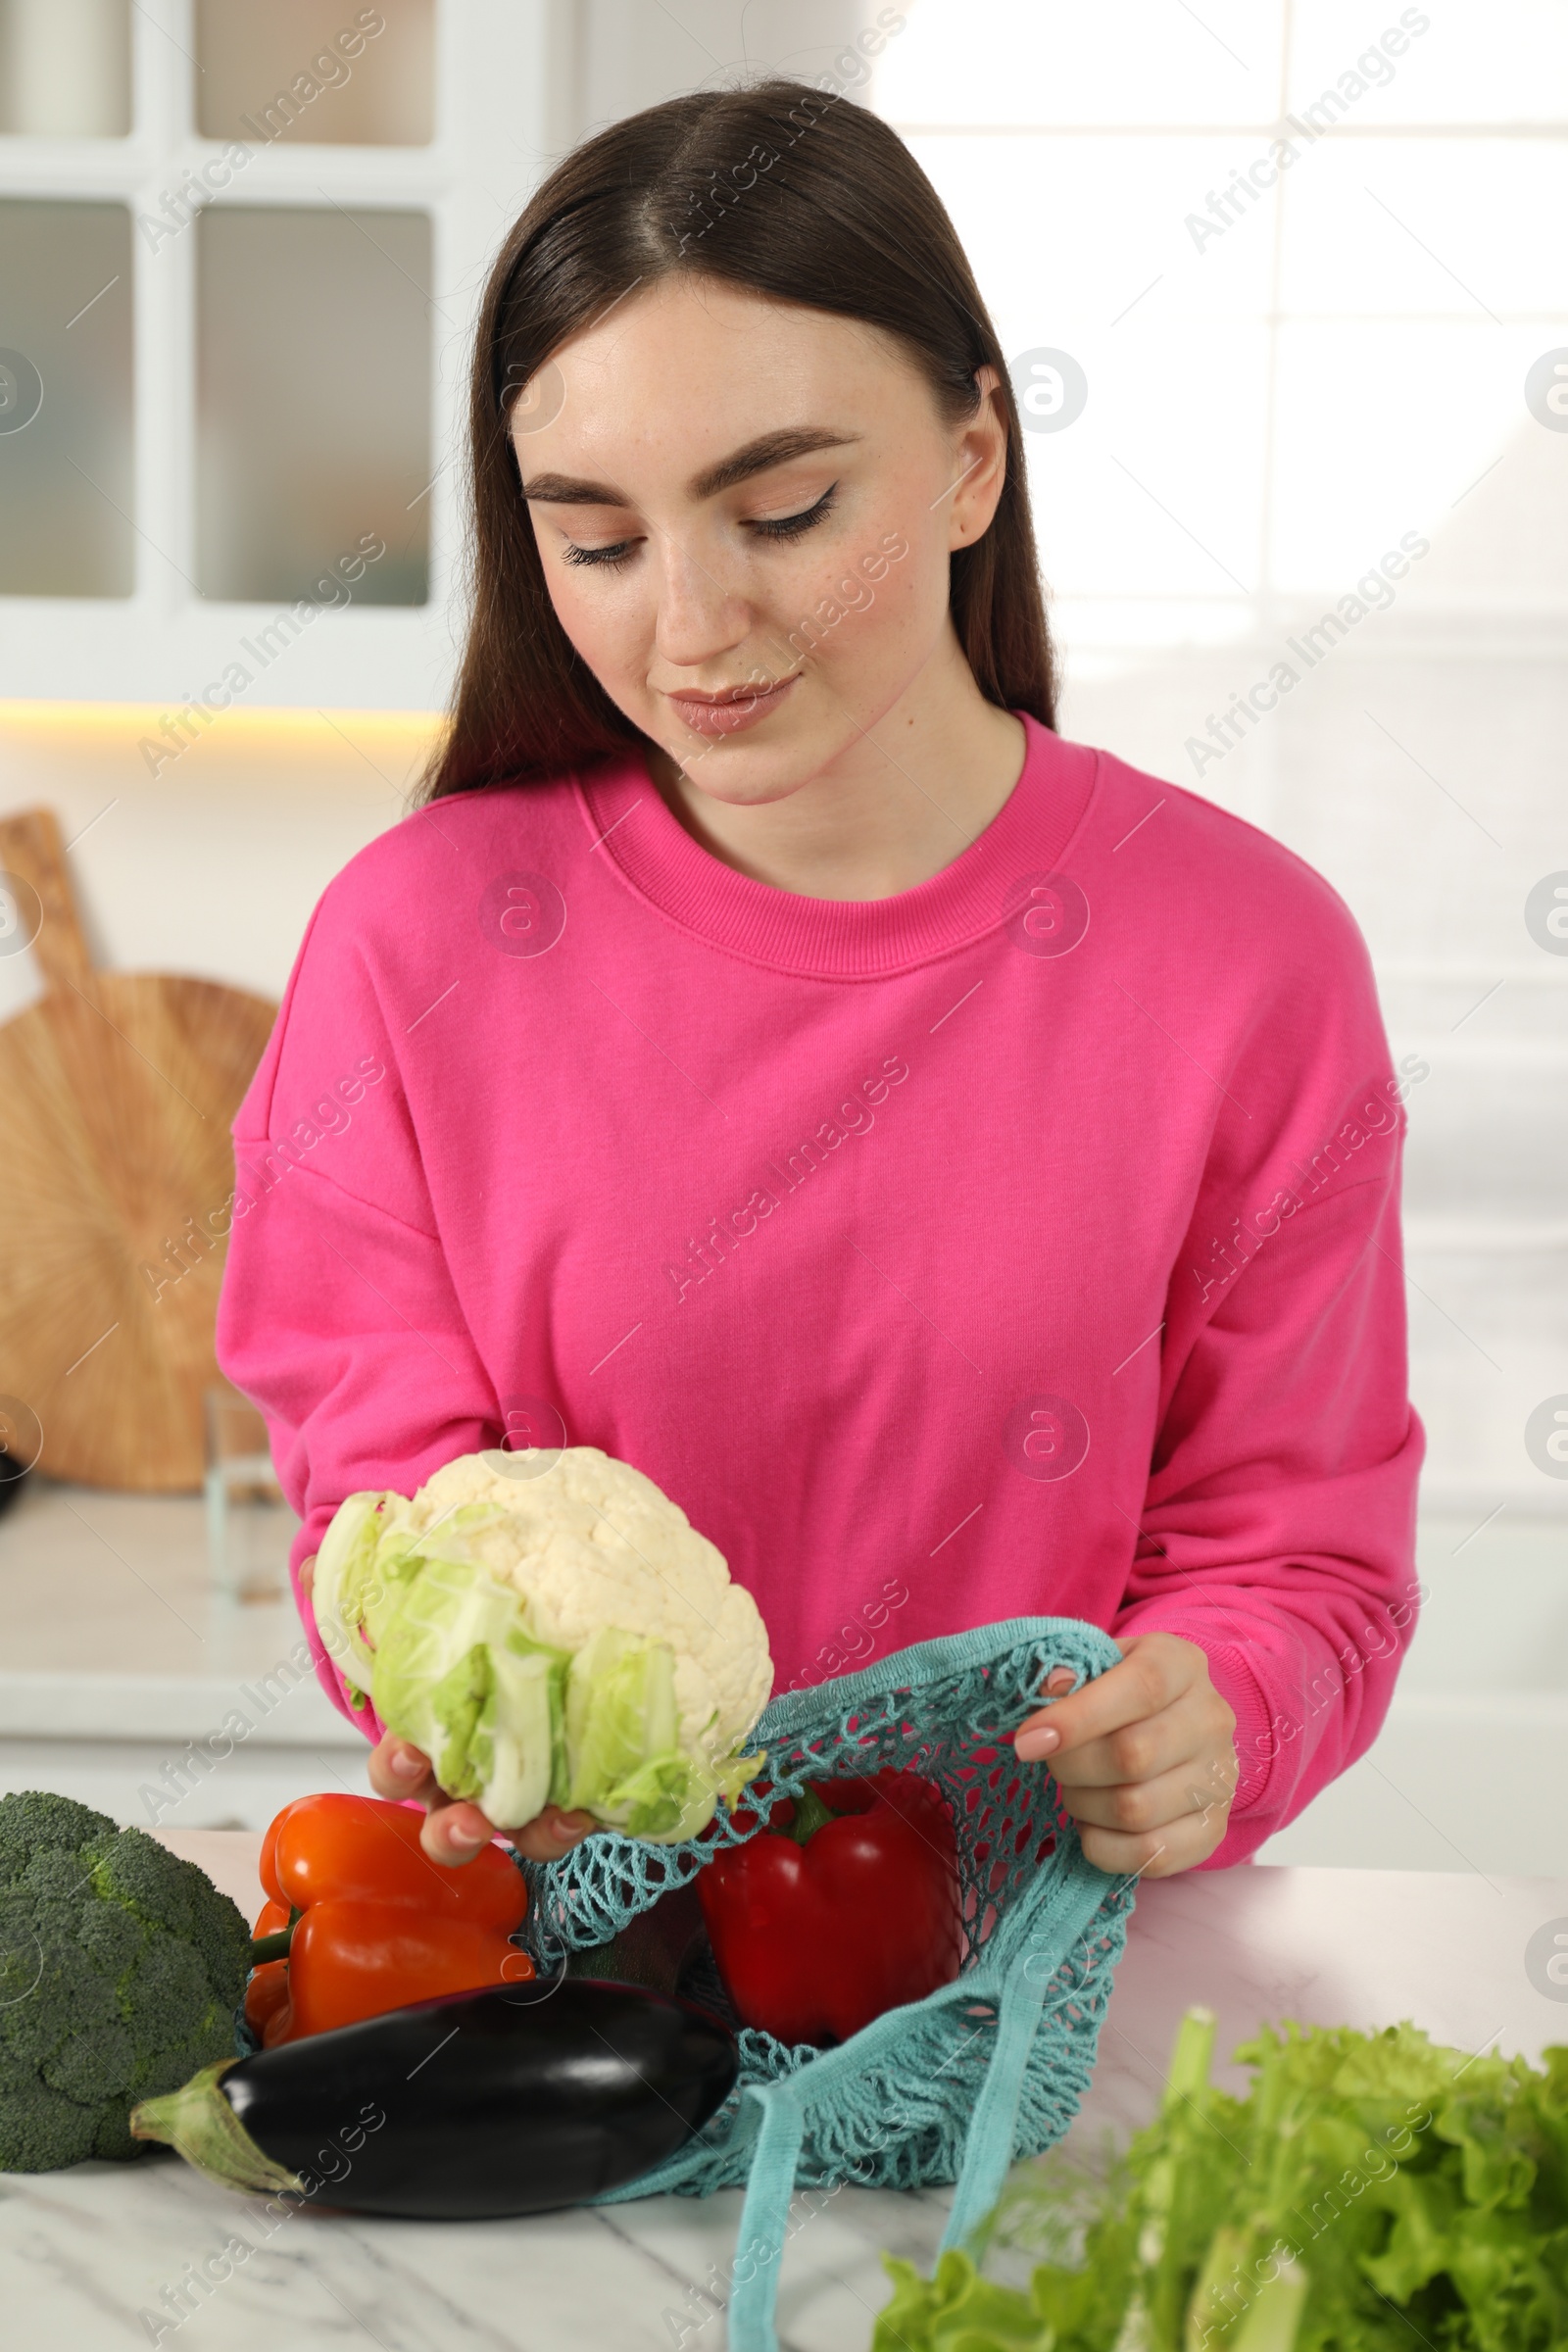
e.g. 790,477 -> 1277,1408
0,0 -> 1562,1873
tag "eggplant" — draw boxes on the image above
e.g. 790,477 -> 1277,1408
130,1976 -> 736,2219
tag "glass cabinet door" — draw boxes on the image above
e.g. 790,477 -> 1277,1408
0,0 -> 550,707
196,205 -> 432,606
194,1 -> 434,148
0,199 -> 132,596
0,0 -> 131,137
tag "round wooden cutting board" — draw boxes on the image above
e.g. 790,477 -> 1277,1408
0,808 -> 278,1491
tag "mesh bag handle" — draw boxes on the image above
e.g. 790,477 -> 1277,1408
722,1815 -> 1122,2351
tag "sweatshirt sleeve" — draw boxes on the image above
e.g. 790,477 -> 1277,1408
215,886 -> 499,1735
1111,859 -> 1426,1867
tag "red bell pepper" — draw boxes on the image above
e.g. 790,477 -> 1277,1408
248,1793 -> 533,2045
697,1773 -> 961,2044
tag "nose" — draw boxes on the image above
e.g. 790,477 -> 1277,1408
652,530 -> 754,677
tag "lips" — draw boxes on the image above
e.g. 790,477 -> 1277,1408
664,672 -> 801,740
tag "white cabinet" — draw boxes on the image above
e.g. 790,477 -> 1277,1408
0,0 -> 564,709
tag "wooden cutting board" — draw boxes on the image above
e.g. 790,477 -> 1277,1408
0,808 -> 278,1491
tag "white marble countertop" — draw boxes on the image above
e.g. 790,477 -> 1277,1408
4,1838 -> 1567,2352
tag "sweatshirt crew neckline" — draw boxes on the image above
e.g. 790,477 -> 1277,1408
573,710 -> 1098,980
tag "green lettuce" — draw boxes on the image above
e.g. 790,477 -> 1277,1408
872,2009 -> 1568,2352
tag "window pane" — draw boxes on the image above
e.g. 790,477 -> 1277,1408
0,0 -> 129,135
1269,321 -> 1550,593
904,133 -> 1272,611
194,0 -> 434,146
1280,137 -> 1568,319
876,0 -> 1283,125
1288,0 -> 1568,125
0,200 -> 132,596
196,206 -> 431,605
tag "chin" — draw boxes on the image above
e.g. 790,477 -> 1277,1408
676,757 -> 814,809
659,711 -> 864,807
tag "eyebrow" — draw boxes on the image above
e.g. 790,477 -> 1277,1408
519,426 -> 860,509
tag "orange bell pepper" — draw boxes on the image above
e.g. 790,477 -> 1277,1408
244,1899 -> 293,2036
264,1900 -> 536,2043
262,1792 -> 527,1930
250,1793 -> 533,2046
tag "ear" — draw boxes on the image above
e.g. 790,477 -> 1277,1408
947,364 -> 1009,551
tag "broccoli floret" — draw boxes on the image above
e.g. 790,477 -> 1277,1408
44,2021 -> 136,2103
91,2102 -> 139,2163
126,2029 -> 232,2107
75,1900 -> 140,1977
119,1930 -> 214,2047
0,1791 -> 117,1888
85,1827 -> 250,2011
0,1894 -> 120,2068
0,2075 -> 100,2172
22,1848 -> 95,1900
0,1792 -> 253,2174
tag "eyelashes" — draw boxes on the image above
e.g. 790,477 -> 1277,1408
561,483 -> 839,570
561,535 -> 637,569
750,482 -> 839,542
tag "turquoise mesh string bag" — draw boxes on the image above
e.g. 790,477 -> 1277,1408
520,1616 -> 1138,2352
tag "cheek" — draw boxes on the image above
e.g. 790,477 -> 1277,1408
780,524 -> 936,683
868,548 -> 942,689
537,551 -> 646,690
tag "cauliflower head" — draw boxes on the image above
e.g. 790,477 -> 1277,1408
314,1447 -> 772,1845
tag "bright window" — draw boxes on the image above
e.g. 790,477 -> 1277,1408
876,0 -> 1568,1519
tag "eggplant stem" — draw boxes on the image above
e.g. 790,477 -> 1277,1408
130,2060 -> 305,2197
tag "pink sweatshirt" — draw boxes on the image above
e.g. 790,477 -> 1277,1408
217,714 -> 1424,1867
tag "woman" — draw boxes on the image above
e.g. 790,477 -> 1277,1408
218,79 -> 1424,1882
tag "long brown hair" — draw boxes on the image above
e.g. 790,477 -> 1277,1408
420,77 -> 1057,802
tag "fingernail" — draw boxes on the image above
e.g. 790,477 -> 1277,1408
1015,1726 -> 1059,1758
447,1819 -> 485,1848
389,1745 -> 423,1780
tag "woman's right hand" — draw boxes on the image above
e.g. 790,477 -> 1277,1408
367,1734 -> 596,1866
298,1552 -> 593,1867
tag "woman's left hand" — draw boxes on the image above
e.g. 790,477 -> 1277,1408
1012,1632 -> 1239,1878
